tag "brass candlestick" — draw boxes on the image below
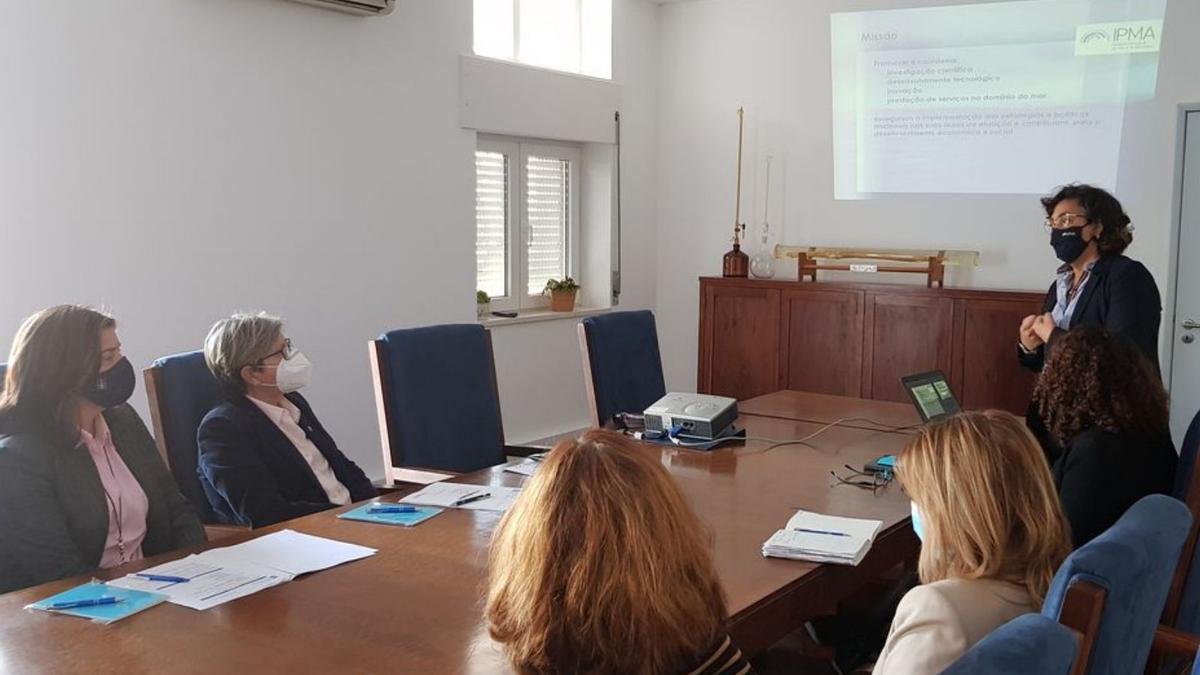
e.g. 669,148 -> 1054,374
723,106 -> 749,277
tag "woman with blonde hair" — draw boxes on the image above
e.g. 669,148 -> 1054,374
486,430 -> 753,675
873,410 -> 1072,674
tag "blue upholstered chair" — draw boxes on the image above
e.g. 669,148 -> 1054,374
577,310 -> 666,428
370,324 -> 536,483
941,614 -> 1077,675
143,350 -> 224,524
1043,494 -> 1192,675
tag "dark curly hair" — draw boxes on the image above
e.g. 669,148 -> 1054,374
1041,184 -> 1133,254
1033,325 -> 1168,446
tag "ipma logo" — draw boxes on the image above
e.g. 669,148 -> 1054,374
1076,20 -> 1162,55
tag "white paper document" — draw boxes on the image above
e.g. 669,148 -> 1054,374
108,530 -> 376,610
502,460 -> 540,477
200,529 -> 377,576
762,511 -> 884,566
107,557 -> 290,611
399,482 -> 523,512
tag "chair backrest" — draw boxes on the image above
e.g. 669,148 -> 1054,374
1164,407 -> 1200,631
143,351 -> 223,523
577,310 -> 667,428
941,614 -> 1077,675
369,324 -> 506,479
1043,494 -> 1192,675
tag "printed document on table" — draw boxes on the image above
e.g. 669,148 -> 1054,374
107,556 -> 290,611
199,529 -> 378,576
399,482 -> 523,512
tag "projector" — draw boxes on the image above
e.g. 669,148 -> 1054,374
643,393 -> 738,440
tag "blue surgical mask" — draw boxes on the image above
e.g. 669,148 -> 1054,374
910,501 -> 925,542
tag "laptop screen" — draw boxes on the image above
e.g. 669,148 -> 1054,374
901,370 -> 961,422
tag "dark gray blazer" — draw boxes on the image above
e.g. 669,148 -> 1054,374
0,404 -> 207,594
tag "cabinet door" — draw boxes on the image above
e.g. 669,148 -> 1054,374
780,288 -> 864,396
699,284 -> 781,401
953,297 -> 1044,415
863,293 -> 954,403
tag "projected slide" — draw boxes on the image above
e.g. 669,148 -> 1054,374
831,0 -> 1165,199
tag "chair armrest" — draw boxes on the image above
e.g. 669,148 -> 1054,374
504,444 -> 549,458
1151,625 -> 1200,659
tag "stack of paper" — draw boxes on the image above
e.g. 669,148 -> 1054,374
108,529 -> 377,610
399,482 -> 523,512
762,511 -> 884,566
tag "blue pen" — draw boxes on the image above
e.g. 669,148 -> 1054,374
50,597 -> 124,610
367,506 -> 419,514
134,573 -> 191,583
792,527 -> 850,537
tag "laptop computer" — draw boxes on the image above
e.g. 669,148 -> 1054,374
900,370 -> 961,423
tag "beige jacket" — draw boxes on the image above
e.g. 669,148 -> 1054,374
872,578 -> 1034,675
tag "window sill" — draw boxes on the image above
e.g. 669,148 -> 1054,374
479,306 -> 612,328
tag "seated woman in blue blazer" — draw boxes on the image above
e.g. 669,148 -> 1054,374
197,313 -> 375,528
0,305 -> 206,594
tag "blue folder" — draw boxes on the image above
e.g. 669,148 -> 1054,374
27,581 -> 166,624
337,503 -> 444,527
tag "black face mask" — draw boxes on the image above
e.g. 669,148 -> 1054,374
1050,225 -> 1090,264
84,357 -> 135,409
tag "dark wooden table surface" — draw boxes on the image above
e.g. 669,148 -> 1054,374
0,391 -> 918,674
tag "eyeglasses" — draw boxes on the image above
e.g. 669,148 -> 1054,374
830,465 -> 894,493
1043,213 -> 1089,232
256,338 -> 295,365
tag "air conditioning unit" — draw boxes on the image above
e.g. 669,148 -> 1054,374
287,0 -> 394,15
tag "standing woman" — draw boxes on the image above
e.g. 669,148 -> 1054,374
0,306 -> 206,594
1018,184 -> 1162,374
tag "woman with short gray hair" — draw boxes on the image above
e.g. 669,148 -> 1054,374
196,312 -> 375,528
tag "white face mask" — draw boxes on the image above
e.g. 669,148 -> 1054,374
261,351 -> 312,393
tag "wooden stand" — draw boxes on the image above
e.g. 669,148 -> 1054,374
796,251 -> 948,288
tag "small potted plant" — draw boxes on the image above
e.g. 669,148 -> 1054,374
476,290 -> 491,318
543,277 -> 580,312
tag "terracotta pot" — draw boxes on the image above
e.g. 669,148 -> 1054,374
550,289 -> 577,312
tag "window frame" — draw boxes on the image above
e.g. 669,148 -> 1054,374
476,135 -> 581,311
473,0 -> 611,80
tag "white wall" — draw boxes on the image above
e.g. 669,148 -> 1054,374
0,0 -> 659,479
654,0 -> 1200,392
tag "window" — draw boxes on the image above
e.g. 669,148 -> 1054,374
476,137 -> 581,310
473,0 -> 612,79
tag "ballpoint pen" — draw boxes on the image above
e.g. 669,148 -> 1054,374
792,528 -> 850,537
49,597 -> 124,610
367,506 -> 419,514
133,573 -> 191,583
453,492 -> 491,507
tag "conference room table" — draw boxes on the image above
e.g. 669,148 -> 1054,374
0,391 -> 921,674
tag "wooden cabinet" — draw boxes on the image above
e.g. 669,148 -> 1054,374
780,288 -> 863,397
863,293 -> 954,403
698,278 -> 1045,415
698,283 -> 781,401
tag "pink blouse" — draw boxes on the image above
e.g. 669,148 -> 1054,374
80,416 -> 148,568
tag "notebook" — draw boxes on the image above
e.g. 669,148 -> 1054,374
337,503 -> 444,527
26,581 -> 167,624
762,510 -> 884,566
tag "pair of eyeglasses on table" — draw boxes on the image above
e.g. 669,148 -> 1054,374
830,464 -> 894,492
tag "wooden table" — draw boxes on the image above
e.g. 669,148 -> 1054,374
738,389 -> 921,431
0,393 -> 918,674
